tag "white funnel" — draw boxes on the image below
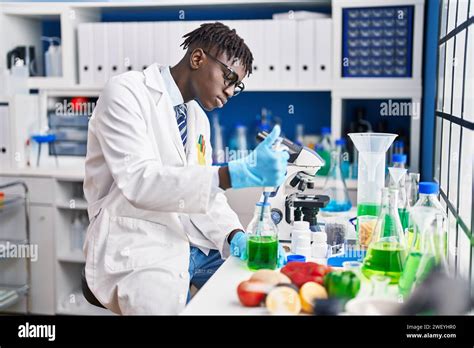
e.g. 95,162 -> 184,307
348,133 -> 397,213
388,167 -> 407,186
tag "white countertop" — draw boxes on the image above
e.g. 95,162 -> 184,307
182,255 -> 400,315
182,256 -> 270,315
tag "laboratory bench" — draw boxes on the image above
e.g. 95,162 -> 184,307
182,253 -> 400,316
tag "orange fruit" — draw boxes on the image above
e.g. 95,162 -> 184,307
299,281 -> 328,313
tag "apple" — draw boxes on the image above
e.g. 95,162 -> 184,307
237,280 -> 267,307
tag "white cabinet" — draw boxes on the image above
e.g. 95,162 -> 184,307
29,205 -> 55,314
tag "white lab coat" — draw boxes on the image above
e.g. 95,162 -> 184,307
83,63 -> 243,315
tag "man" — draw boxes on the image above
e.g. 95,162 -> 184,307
83,22 -> 288,314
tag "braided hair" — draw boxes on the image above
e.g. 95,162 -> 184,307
180,22 -> 253,77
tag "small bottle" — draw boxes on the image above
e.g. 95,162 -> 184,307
42,36 -> 62,77
10,57 -> 28,94
291,221 -> 311,255
293,233 -> 312,259
312,232 -> 328,264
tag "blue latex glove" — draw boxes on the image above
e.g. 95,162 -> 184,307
230,232 -> 287,267
228,125 -> 289,189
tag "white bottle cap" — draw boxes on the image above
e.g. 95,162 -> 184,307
293,221 -> 310,231
313,232 -> 327,243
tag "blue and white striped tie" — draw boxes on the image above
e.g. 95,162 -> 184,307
174,104 -> 187,149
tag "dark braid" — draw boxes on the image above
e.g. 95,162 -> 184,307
181,22 -> 253,76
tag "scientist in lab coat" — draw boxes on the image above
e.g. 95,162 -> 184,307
83,22 -> 288,315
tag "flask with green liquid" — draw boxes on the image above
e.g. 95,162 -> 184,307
361,188 -> 407,284
246,202 -> 278,270
398,207 -> 447,298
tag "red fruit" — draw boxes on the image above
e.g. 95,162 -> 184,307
237,280 -> 267,307
280,262 -> 331,288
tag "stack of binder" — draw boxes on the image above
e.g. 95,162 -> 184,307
78,19 -> 332,89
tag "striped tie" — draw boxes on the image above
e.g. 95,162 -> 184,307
174,104 -> 188,149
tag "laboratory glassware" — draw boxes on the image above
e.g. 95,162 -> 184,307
316,126 -> 332,176
361,188 -> 407,284
398,206 -> 448,298
410,182 -> 448,257
387,154 -> 408,229
336,138 -> 350,179
321,147 -> 352,212
348,132 -> 397,219
404,172 -> 420,249
246,202 -> 279,270
41,36 -> 62,77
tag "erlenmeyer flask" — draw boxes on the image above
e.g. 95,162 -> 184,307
398,207 -> 447,298
321,148 -> 352,212
388,165 -> 408,230
404,173 -> 420,250
361,188 -> 407,284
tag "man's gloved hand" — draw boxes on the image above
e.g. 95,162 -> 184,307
229,231 -> 248,261
230,231 -> 287,268
228,125 -> 289,189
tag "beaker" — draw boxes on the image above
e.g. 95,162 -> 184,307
348,133 -> 397,219
321,148 -> 352,212
361,188 -> 407,284
246,202 -> 279,270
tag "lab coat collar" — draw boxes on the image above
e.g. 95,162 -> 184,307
143,62 -> 166,94
143,62 -> 189,165
160,66 -> 185,107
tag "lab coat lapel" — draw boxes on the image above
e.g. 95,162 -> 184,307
144,64 -> 187,164
185,103 -> 197,164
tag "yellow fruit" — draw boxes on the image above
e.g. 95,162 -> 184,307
250,269 -> 291,286
265,286 -> 301,315
299,281 -> 328,313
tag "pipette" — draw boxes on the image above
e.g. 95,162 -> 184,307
257,137 -> 285,232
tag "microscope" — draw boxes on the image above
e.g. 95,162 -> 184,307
257,132 -> 330,242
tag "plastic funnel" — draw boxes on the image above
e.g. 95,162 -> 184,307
388,167 -> 407,186
348,133 -> 397,212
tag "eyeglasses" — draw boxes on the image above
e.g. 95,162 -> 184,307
202,49 -> 245,96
